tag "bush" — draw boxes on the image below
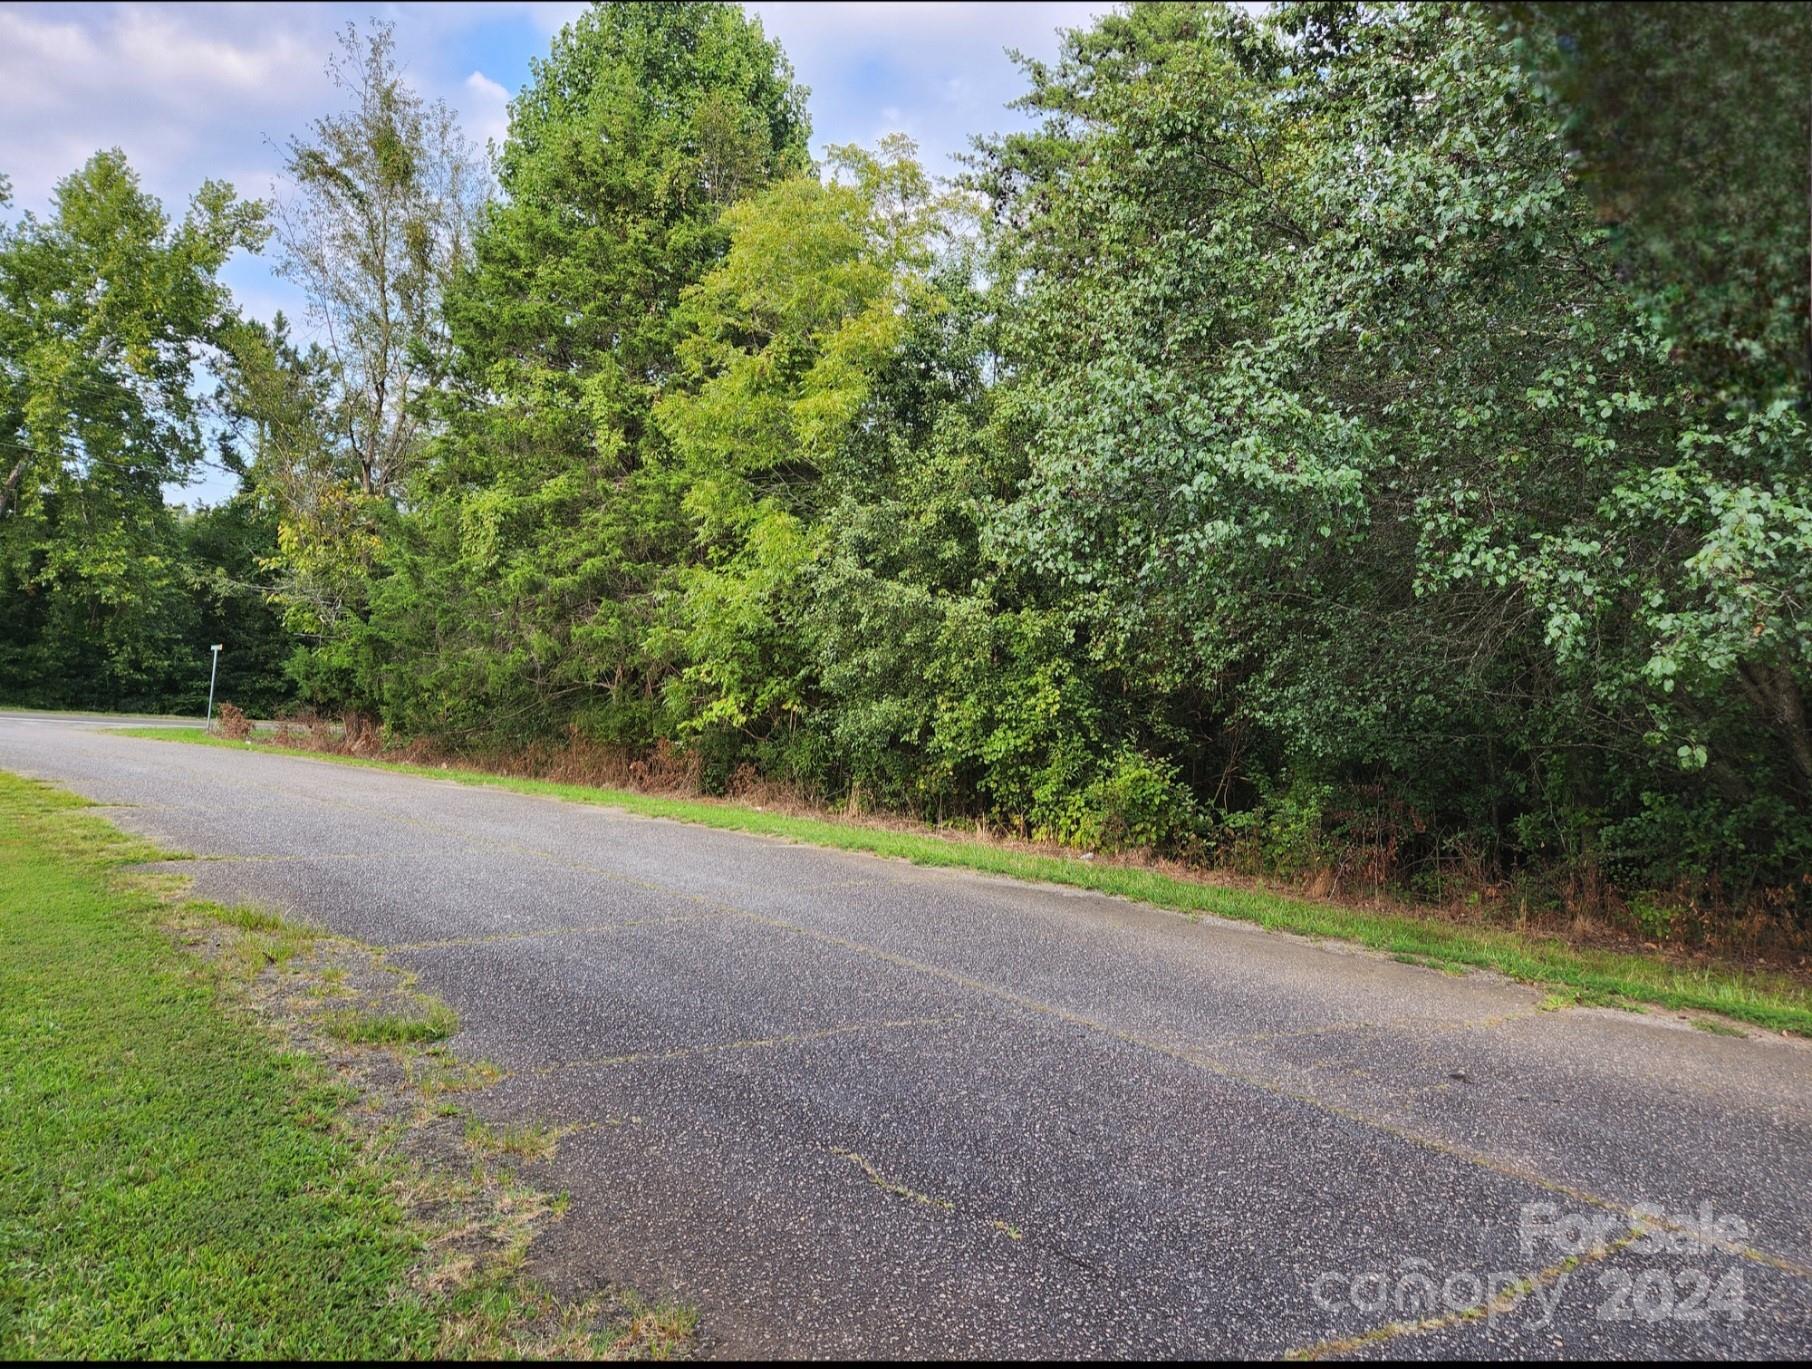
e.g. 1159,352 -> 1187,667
1222,774 -> 1337,882
1035,748 -> 1204,855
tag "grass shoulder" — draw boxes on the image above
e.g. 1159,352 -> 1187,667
0,768 -> 694,1360
110,727 -> 1812,1038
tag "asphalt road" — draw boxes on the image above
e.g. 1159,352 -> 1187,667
0,709 -> 201,727
4,716 -> 1810,1359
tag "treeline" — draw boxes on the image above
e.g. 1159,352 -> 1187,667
4,3 -> 1810,931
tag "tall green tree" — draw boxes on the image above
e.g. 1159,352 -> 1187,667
374,1 -> 811,746
264,22 -> 486,700
1502,0 -> 1812,804
0,151 -> 265,707
651,138 -> 944,748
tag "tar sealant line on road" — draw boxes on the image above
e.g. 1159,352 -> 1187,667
1201,1017 -> 1392,1049
527,1014 -> 965,1076
188,850 -> 423,864
386,913 -> 718,953
827,1145 -> 1029,1243
385,919 -> 717,948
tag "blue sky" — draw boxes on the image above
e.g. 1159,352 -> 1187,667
0,1 -> 1106,503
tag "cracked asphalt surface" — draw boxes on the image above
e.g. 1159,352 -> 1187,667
4,715 -> 1810,1358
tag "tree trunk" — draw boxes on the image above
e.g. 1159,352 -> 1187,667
0,454 -> 30,518
1741,660 -> 1812,794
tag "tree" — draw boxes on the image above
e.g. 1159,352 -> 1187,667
650,139 -> 945,746
962,0 -> 1812,901
177,490 -> 297,717
0,151 -> 266,707
261,22 -> 484,704
1502,1 -> 1812,798
272,21 -> 485,503
372,1 -> 812,747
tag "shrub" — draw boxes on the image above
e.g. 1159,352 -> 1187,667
1223,774 -> 1337,882
1035,748 -> 1204,855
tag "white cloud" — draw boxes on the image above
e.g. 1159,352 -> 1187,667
0,4 -> 331,207
0,0 -> 537,345
464,69 -> 509,102
747,0 -> 1109,175
111,5 -> 318,101
0,2 -> 532,214
749,1 -> 1099,49
462,69 -> 512,151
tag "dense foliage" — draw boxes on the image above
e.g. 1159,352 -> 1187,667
4,2 -> 1808,929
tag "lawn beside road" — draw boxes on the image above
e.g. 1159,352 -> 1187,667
0,770 -> 691,1360
0,772 -> 440,1358
114,727 -> 1812,1038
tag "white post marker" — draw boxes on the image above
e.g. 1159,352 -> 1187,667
205,644 -> 222,726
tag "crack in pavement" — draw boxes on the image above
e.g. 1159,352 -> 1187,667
388,913 -> 718,953
828,1144 -> 1032,1247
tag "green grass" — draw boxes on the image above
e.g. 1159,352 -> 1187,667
114,727 -> 1812,1037
324,999 -> 461,1046
465,1120 -> 566,1163
0,771 -> 441,1358
1692,1017 -> 1750,1038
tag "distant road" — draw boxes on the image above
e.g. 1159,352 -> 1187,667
0,709 -> 202,727
3,715 -> 1808,1358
